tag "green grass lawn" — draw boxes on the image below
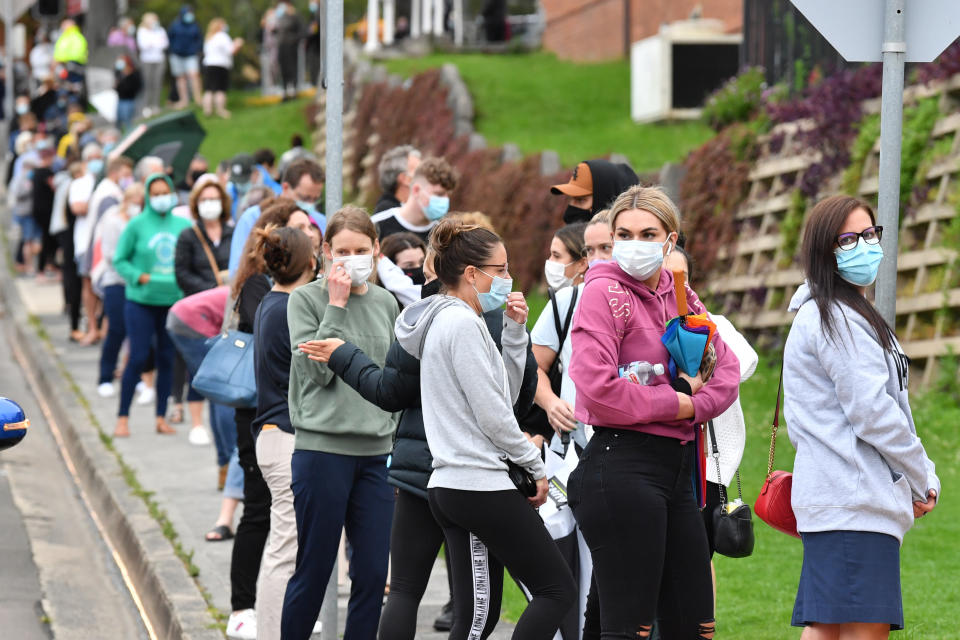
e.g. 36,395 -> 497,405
382,52 -> 713,173
188,91 -> 315,168
497,341 -> 959,636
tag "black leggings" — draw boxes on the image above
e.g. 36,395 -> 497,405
378,488 -> 446,640
569,429 -> 714,639
429,487 -> 576,640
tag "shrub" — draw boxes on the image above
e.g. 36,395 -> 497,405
701,67 -> 768,131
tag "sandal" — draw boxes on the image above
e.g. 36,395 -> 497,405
205,524 -> 234,542
169,405 -> 185,424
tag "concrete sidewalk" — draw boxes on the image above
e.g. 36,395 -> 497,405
13,277 -> 515,639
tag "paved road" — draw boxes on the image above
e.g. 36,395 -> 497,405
11,277 -> 515,639
0,301 -> 149,640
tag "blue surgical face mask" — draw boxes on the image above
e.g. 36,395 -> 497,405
424,195 -> 449,221
835,237 -> 883,286
296,200 -> 317,216
473,268 -> 512,313
150,193 -> 177,214
184,12 -> 195,23
115,59 -> 126,71
87,159 -> 104,175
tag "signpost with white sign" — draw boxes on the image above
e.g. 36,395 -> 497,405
790,0 -> 960,327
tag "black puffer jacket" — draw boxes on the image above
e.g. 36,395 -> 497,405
327,309 -> 539,499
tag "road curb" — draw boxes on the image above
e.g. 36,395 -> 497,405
0,255 -> 222,639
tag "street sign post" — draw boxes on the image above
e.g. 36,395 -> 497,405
791,0 -> 960,328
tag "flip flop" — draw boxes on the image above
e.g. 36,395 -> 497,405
205,525 -> 234,542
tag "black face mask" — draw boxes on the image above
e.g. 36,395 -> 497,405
189,169 -> 206,185
312,254 -> 322,280
421,279 -> 442,298
563,204 -> 592,225
404,267 -> 426,285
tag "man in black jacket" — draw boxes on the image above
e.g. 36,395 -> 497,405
374,145 -> 422,214
550,158 -> 640,225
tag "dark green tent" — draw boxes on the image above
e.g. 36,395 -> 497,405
111,111 -> 206,184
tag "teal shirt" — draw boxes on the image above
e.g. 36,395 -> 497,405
287,279 -> 400,456
113,175 -> 192,307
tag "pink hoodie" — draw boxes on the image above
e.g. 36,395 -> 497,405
570,262 -> 740,442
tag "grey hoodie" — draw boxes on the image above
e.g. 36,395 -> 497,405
395,295 -> 545,491
784,283 -> 940,543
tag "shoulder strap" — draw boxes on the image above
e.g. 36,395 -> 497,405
765,360 -> 785,478
555,286 -> 579,353
192,224 -> 224,287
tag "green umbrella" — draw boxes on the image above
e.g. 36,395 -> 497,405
111,111 -> 207,185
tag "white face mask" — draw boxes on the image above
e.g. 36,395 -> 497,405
544,259 -> 574,290
612,240 -> 670,282
127,204 -> 142,217
334,254 -> 374,286
197,199 -> 222,221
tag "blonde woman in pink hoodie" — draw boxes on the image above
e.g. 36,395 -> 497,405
567,185 -> 740,640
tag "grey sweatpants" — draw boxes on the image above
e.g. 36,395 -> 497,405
142,61 -> 165,112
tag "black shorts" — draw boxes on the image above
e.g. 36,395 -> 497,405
204,65 -> 230,93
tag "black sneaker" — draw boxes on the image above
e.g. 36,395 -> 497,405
433,601 -> 454,632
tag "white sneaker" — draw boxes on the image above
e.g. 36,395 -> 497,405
136,385 -> 156,406
188,425 -> 211,446
97,382 -> 116,398
226,609 -> 257,640
312,619 -> 322,635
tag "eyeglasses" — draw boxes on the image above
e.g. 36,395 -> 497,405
477,263 -> 509,277
836,226 -> 883,251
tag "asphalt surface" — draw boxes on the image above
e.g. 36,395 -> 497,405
0,300 -> 149,640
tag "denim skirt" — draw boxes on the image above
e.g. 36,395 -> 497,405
792,530 -> 903,630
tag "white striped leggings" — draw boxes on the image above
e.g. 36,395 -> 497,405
429,487 -> 577,640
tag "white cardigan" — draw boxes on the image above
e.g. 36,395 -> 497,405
706,314 -> 758,486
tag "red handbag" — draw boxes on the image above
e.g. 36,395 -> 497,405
753,364 -> 801,539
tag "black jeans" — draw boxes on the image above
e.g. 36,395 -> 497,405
378,488 -> 446,640
429,487 -> 576,640
55,230 -> 81,332
230,407 -> 271,611
569,429 -> 713,639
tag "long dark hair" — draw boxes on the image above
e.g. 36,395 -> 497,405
801,195 -> 895,353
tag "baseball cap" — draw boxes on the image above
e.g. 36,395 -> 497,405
230,153 -> 256,184
550,161 -> 593,197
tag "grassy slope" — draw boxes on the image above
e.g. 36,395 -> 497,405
192,91 -> 315,168
505,305 -> 959,635
383,52 -> 713,173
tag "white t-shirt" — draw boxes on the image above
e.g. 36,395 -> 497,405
203,32 -> 234,69
69,173 -> 96,255
137,26 -> 169,64
530,283 -> 584,408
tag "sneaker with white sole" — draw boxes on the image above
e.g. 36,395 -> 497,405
188,425 -> 211,446
97,382 -> 116,398
136,386 -> 156,406
312,619 -> 322,635
226,609 -> 257,640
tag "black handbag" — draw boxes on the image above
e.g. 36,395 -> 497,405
517,286 -> 579,439
506,460 -> 538,498
707,419 -> 755,558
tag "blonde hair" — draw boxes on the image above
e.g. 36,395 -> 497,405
206,18 -> 226,40
608,186 -> 680,236
122,182 -> 145,205
140,12 -> 159,28
590,209 -> 610,225
448,211 -> 496,234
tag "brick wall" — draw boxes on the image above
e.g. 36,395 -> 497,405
542,0 -> 743,62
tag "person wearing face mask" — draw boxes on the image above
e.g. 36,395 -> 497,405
371,156 -> 457,242
567,185 -> 740,640
550,160 -> 640,225
167,6 -> 204,109
114,55 -> 143,131
136,13 -> 169,117
229,158 -> 325,276
274,0 -> 305,101
112,173 -> 193,438
583,210 -> 615,267
94,183 -> 145,398
177,154 -> 210,202
202,18 -> 244,119
282,206 -> 399,640
380,231 -> 427,290
305,1 -> 322,87
374,145 -> 422,214
783,196 -> 938,639
391,218 -> 576,640
174,181 -> 234,446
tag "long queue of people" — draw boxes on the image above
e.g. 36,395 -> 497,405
7,130 -> 940,639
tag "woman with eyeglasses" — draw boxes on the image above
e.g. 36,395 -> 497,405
394,218 -> 576,640
783,195 -> 939,640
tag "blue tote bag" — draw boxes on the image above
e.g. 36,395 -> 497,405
192,297 -> 257,408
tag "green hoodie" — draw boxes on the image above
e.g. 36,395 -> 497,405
113,174 -> 192,307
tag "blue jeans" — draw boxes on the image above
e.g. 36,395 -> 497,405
281,451 -> 394,640
117,99 -> 136,130
168,329 -> 239,468
119,301 -> 174,417
99,284 -> 126,384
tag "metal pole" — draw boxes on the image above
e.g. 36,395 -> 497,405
319,1 -> 343,637
875,0 -> 905,328
4,0 -> 16,155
